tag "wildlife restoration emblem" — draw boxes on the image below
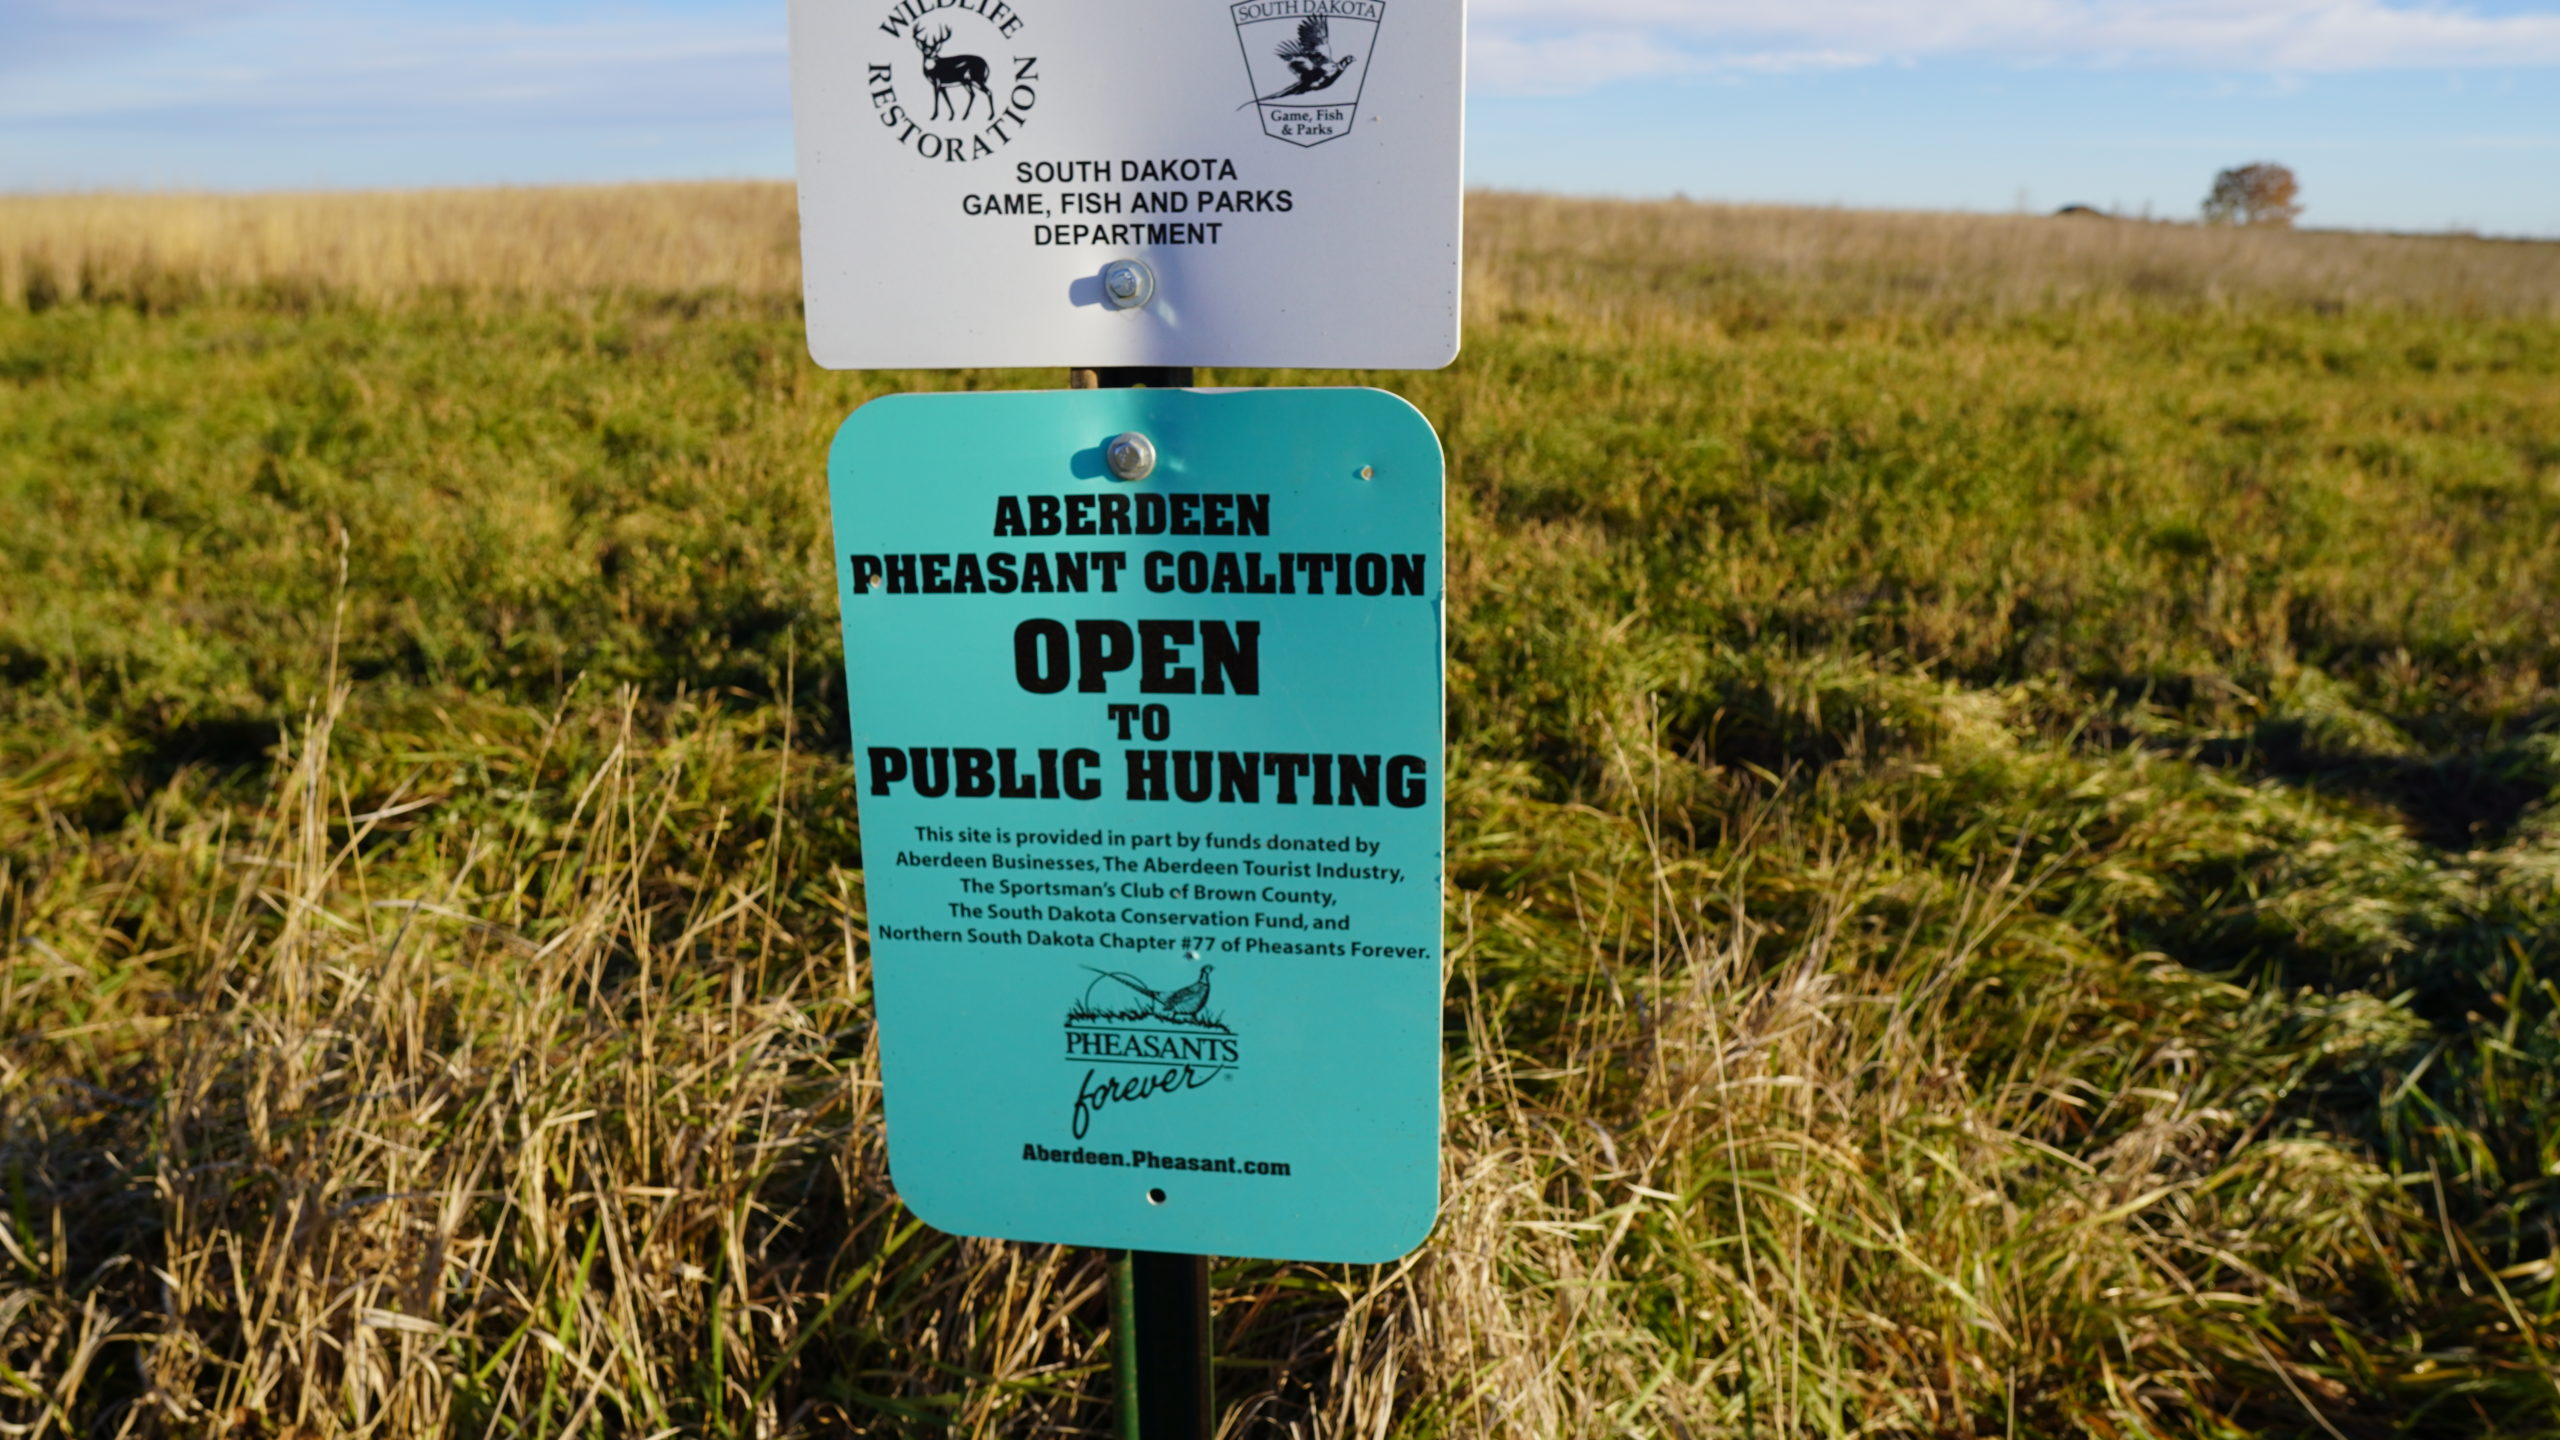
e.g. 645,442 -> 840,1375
1232,0 -> 1382,148
1063,961 -> 1237,1137
866,0 -> 1040,162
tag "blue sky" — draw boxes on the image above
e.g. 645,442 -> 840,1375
4,0 -> 2556,234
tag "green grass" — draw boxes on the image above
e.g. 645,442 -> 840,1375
6,198 -> 2560,1435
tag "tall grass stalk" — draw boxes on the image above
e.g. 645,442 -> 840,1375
5,186 -> 2559,1435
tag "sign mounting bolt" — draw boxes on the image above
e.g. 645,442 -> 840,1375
1101,258 -> 1155,310
1105,432 -> 1157,482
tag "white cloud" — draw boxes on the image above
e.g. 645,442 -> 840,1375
1469,0 -> 2560,95
9,0 -> 2556,134
1469,28 -> 1878,94
0,0 -> 283,74
0,2 -> 785,129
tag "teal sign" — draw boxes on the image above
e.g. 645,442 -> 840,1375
828,387 -> 1444,1263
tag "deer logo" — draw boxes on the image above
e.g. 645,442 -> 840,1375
913,24 -> 993,122
859,2 -> 1035,161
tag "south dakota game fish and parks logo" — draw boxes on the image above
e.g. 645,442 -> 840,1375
1232,0 -> 1383,147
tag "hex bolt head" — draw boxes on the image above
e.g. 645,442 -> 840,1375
1105,432 -> 1157,482
1100,258 -> 1155,310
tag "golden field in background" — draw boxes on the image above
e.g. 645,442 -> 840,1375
0,183 -> 803,305
5,181 -> 2557,316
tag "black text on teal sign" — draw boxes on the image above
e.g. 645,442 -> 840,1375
830,387 -> 1443,1262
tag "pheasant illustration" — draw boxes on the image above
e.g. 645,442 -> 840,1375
1082,964 -> 1215,1020
1243,17 -> 1357,106
1158,964 -> 1214,1018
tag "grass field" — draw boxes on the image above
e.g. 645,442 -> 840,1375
5,184 -> 2560,1437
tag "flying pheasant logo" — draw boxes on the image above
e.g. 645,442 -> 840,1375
1231,0 -> 1384,148
1242,18 -> 1356,106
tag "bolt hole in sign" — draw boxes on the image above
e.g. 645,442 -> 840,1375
786,0 -> 1465,370
830,388 -> 1443,1261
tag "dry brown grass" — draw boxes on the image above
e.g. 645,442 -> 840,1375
8,180 -> 2559,1436
15,660 -> 2347,1436
1468,192 -> 2560,322
0,183 -> 802,308
4,183 -> 2554,319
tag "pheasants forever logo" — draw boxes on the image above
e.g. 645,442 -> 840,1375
1064,961 -> 1237,1137
1232,0 -> 1382,148
867,0 -> 1040,162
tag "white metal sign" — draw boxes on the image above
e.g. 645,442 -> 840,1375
787,0 -> 1464,371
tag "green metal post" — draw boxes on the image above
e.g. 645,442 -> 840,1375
1081,362 -> 1210,1440
1110,1249 -> 1144,1440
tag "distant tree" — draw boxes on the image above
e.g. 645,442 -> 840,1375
2202,163 -> 2301,228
